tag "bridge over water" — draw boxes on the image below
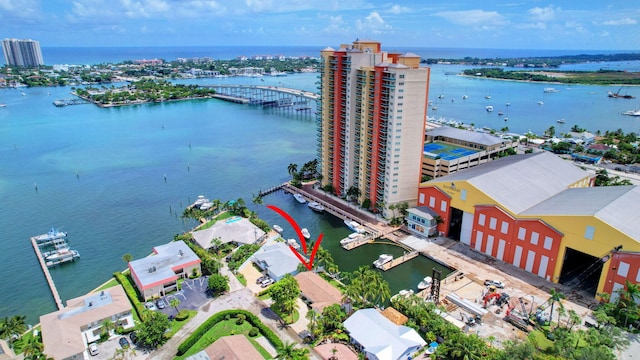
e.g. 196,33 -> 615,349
201,84 -> 318,114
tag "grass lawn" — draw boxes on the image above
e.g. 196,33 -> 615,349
270,305 -> 299,324
176,319 -> 269,359
236,273 -> 247,286
165,310 -> 197,338
96,278 -> 119,291
199,211 -> 235,230
529,330 -> 554,351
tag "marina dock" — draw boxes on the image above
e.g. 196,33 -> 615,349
378,251 -> 419,271
30,237 -> 64,310
341,234 -> 375,250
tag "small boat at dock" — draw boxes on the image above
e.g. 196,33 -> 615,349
373,254 -> 393,269
194,195 -> 206,206
340,232 -> 364,246
556,119 -> 566,124
622,109 -> 640,117
307,201 -> 325,212
417,276 -> 433,290
301,228 -> 311,239
287,239 -> 300,249
33,228 -> 67,244
344,220 -> 365,234
293,193 -> 306,204
273,224 -> 283,233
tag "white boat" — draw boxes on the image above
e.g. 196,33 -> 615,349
431,106 -> 438,111
293,193 -> 306,204
287,239 -> 300,249
537,101 -> 544,105
391,289 -> 414,301
485,105 -> 494,112
0,104 -> 6,107
307,201 -> 325,212
344,220 -> 365,233
273,224 -> 283,233
373,254 -> 393,269
462,95 -> 468,99
506,102 -> 511,106
417,276 -> 433,290
622,109 -> 640,117
340,232 -> 364,245
484,95 -> 491,99
44,248 -> 80,262
497,111 -> 504,116
33,228 -> 68,244
199,202 -> 213,210
194,195 -> 206,206
544,87 -> 560,93
556,119 -> 566,124
301,228 -> 311,239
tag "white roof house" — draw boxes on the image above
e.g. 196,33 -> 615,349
129,240 -> 201,300
192,216 -> 266,250
343,308 -> 426,360
251,241 -> 301,281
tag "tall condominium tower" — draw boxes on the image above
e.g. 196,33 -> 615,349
317,40 -> 430,217
2,38 -> 44,67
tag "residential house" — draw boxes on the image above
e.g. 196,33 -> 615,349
251,241 -> 301,281
40,285 -> 134,360
129,240 -> 201,300
343,308 -> 426,360
191,216 -> 266,250
294,272 -> 343,312
185,334 -> 263,360
406,206 -> 439,238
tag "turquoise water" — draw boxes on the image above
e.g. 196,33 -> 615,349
2,56 -> 640,324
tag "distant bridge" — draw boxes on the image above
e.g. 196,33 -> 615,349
201,84 -> 318,113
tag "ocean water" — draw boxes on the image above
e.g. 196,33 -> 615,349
2,46 -> 640,324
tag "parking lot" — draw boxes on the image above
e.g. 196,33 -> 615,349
152,275 -> 213,316
87,334 -> 148,360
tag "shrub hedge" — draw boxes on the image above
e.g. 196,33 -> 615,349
176,309 -> 283,356
113,272 -> 145,320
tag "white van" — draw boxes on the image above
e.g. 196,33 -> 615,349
88,343 -> 99,356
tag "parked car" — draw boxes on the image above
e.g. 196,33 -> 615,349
484,279 -> 505,288
156,299 -> 166,309
119,337 -> 130,348
88,343 -> 99,356
260,278 -> 274,288
256,276 -> 268,284
144,301 -> 157,311
129,331 -> 137,344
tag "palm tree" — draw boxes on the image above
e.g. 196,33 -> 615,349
170,298 -> 181,314
276,341 -> 297,359
346,185 -> 360,203
252,193 -> 263,217
287,163 -> 298,180
0,315 -> 27,340
547,288 -> 566,327
101,318 -> 115,338
306,309 -> 321,338
122,253 -> 133,264
20,335 -> 44,359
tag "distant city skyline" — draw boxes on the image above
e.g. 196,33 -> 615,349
0,1 -> 638,51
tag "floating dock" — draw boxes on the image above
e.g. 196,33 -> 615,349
341,234 -> 375,250
30,236 -> 64,310
378,251 -> 419,271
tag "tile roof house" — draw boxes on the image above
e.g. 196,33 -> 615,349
294,271 -> 343,312
129,240 -> 201,300
40,285 -> 134,360
185,334 -> 263,360
343,308 -> 426,360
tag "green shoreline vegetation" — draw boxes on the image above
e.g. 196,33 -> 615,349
462,67 -> 640,85
422,52 -> 640,69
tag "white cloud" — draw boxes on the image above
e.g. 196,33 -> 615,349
323,15 -> 348,35
601,18 -> 637,26
356,11 -> 392,34
433,10 -> 507,27
528,6 -> 559,21
387,4 -> 411,14
0,0 -> 41,20
515,22 -> 547,30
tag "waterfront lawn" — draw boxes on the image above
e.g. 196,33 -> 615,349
96,278 -> 119,291
199,211 -> 235,230
165,310 -> 197,338
176,319 -> 269,359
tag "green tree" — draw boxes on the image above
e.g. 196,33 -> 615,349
547,288 -> 566,327
319,304 -> 347,334
276,341 -> 298,359
101,318 -> 115,338
170,298 -> 181,313
269,274 -> 300,317
346,186 -> 361,203
17,335 -> 44,359
208,273 -> 230,295
252,193 -> 263,217
122,253 -> 133,263
135,311 -> 170,348
287,163 -> 298,180
0,315 -> 27,340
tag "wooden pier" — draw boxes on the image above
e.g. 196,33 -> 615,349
30,237 -> 65,310
258,183 -> 285,197
378,251 -> 419,271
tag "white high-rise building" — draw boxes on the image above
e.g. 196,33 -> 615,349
2,38 -> 44,67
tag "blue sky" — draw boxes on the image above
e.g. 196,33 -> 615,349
1,0 -> 638,50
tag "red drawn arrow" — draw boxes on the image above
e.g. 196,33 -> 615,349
267,204 -> 324,271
